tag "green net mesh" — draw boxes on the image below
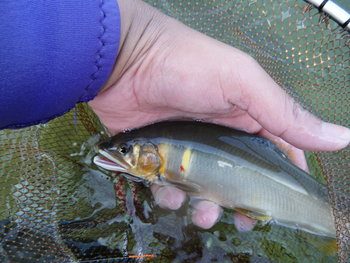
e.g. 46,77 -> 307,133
1,0 -> 349,262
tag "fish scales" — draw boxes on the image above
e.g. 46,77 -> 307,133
94,121 -> 336,238
158,141 -> 334,237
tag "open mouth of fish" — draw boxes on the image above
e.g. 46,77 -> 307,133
93,150 -> 146,183
93,150 -> 128,172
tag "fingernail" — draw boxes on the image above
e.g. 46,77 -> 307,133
155,187 -> 184,210
233,212 -> 257,232
154,187 -> 169,206
192,201 -> 222,229
321,122 -> 350,148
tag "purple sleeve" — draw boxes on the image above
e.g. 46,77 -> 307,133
0,0 -> 120,129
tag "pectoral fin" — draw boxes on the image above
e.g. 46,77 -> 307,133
120,173 -> 147,183
157,176 -> 202,193
235,207 -> 272,221
170,180 -> 202,193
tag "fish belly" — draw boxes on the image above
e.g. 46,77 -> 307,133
184,149 -> 336,238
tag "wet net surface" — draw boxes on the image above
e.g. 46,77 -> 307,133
0,0 -> 349,262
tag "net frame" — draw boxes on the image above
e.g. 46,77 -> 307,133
305,0 -> 350,31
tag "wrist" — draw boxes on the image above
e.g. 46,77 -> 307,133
101,0 -> 169,91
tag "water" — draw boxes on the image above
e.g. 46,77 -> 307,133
53,135 -> 337,262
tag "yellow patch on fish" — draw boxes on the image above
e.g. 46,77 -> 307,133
180,148 -> 192,176
271,139 -> 296,163
319,240 -> 338,255
236,207 -> 272,221
133,144 -> 141,163
304,234 -> 338,255
157,143 -> 170,176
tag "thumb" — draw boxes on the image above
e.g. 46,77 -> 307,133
234,57 -> 350,151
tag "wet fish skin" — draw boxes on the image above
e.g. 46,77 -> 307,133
94,121 -> 336,238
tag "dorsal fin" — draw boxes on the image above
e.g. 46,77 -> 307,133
219,135 -> 329,201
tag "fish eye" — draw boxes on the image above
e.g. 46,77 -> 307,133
118,144 -> 130,155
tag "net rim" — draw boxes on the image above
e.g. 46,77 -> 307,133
305,0 -> 350,30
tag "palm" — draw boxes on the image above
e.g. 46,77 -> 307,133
88,16 -> 349,230
89,37 -> 263,135
88,39 -> 275,230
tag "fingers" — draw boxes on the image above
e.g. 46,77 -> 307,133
191,200 -> 258,232
151,184 -> 186,210
233,211 -> 257,232
151,184 -> 222,229
191,200 -> 223,229
259,130 -> 309,172
151,184 -> 223,228
231,55 -> 350,151
207,114 -> 310,171
151,184 -> 257,232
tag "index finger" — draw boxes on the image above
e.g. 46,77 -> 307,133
233,56 -> 350,151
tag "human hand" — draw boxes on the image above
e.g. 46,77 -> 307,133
89,0 -> 350,230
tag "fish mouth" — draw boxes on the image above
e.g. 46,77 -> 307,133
93,150 -> 129,172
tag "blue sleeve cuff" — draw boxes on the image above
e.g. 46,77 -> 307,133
0,0 -> 120,129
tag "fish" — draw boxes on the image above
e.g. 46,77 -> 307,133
93,121 -> 336,238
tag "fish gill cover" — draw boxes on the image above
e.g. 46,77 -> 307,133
0,0 -> 349,262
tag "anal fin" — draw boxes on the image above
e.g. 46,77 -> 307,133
236,207 -> 272,221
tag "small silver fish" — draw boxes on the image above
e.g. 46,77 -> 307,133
93,121 -> 335,238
